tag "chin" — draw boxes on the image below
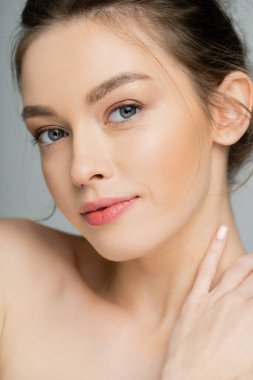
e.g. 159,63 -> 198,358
89,238 -> 165,262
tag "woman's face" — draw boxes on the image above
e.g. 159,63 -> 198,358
21,18 -> 213,260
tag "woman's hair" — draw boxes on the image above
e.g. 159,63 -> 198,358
11,0 -> 253,217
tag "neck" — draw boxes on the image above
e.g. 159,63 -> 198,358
100,193 -> 245,333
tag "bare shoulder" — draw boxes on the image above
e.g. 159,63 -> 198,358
0,219 -> 76,260
0,218 -> 81,331
0,219 -> 108,323
0,218 -> 79,303
0,218 -> 76,245
0,218 -> 107,298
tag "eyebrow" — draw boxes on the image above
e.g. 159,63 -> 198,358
21,71 -> 152,121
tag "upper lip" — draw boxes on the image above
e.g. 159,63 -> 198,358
79,196 -> 138,214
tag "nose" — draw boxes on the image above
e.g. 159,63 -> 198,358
70,130 -> 113,188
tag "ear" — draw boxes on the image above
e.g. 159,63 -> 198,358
211,71 -> 253,146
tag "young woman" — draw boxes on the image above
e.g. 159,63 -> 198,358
1,0 -> 253,378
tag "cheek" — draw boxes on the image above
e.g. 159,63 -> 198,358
153,121 -> 201,207
40,152 -> 72,212
117,104 -> 208,207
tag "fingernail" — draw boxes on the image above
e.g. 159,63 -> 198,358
216,225 -> 228,240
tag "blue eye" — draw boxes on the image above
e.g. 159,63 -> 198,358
31,128 -> 67,146
108,103 -> 143,123
31,102 -> 144,147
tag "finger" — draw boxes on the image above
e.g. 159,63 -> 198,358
186,225 -> 229,303
211,253 -> 253,301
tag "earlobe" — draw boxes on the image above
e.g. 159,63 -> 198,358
211,71 -> 253,146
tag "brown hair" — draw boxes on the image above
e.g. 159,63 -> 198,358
12,0 -> 253,194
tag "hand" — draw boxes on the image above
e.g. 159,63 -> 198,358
161,225 -> 253,380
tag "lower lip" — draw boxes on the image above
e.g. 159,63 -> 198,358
81,197 -> 139,226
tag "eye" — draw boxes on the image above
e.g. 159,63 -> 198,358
108,102 -> 143,123
31,128 -> 67,146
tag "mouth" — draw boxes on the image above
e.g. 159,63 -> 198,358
94,206 -> 107,212
81,196 -> 139,226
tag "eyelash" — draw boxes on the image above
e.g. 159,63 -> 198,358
30,102 -> 144,147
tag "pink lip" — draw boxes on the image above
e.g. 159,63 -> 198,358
79,196 -> 138,214
80,196 -> 139,226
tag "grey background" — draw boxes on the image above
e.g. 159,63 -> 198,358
1,1 -> 253,247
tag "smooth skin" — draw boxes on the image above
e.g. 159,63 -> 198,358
162,228 -> 253,380
1,221 -> 253,380
0,16 -> 253,379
